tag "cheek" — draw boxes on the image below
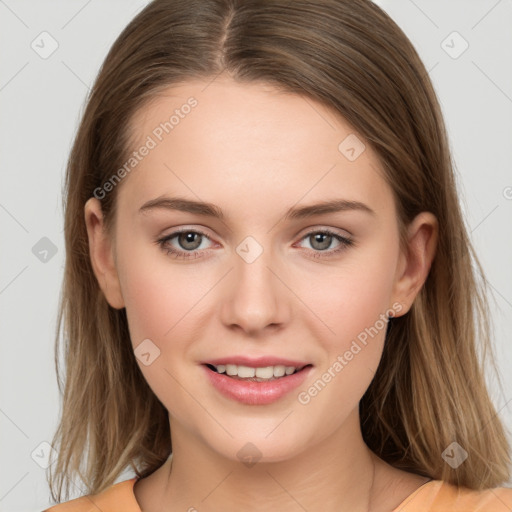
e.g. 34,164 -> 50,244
116,241 -> 219,376
121,266 -> 180,347
296,268 -> 393,432
296,239 -> 398,408
116,235 -> 206,344
304,247 -> 398,349
116,250 -> 206,413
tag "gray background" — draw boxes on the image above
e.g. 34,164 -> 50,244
1,0 -> 511,510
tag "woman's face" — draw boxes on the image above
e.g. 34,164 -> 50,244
87,77 -> 428,463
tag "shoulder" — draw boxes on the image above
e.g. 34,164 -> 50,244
398,479 -> 512,511
42,477 -> 140,512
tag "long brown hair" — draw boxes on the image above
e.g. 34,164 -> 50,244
47,0 -> 511,502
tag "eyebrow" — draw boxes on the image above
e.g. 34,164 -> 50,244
138,196 -> 375,220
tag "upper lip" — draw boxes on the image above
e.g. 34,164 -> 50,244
202,356 -> 312,368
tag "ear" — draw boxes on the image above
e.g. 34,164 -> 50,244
391,212 -> 438,317
84,197 -> 125,309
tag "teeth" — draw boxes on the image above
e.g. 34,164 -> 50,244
215,364 -> 300,379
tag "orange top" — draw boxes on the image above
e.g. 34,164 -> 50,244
42,477 -> 512,511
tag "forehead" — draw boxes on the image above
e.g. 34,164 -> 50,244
119,78 -> 392,220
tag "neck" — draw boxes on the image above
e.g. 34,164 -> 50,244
156,408 -> 378,512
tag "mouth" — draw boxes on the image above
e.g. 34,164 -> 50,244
201,362 -> 314,405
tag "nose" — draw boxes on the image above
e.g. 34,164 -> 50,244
219,244 -> 290,336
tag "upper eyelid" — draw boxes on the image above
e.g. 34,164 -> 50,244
163,224 -> 351,237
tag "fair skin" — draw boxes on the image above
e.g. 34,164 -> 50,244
85,76 -> 437,512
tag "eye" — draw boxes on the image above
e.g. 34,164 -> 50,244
295,229 -> 354,258
156,228 -> 214,259
156,227 -> 354,261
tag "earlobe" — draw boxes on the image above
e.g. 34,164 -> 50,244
84,197 -> 125,309
391,212 -> 438,316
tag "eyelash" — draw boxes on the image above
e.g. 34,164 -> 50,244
156,228 -> 354,260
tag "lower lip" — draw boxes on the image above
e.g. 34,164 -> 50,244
202,364 -> 313,405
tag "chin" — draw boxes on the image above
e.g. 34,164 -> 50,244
205,431 -> 307,466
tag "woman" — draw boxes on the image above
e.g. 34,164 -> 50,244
43,0 -> 511,510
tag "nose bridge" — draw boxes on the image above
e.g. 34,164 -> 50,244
220,235 -> 288,333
